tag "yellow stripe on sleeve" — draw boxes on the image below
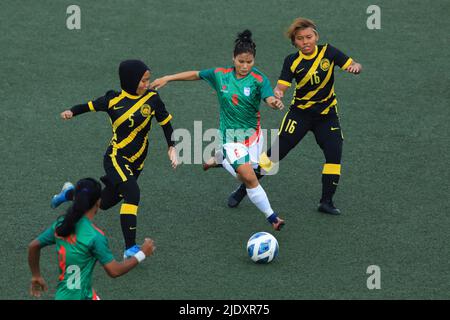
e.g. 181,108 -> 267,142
277,80 -> 292,87
88,101 -> 95,112
159,114 -> 172,126
322,163 -> 341,175
341,58 -> 353,70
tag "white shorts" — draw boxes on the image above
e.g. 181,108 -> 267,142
219,133 -> 264,171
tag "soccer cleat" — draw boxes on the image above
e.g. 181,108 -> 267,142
227,184 -> 247,208
123,244 -> 141,260
318,201 -> 341,215
267,213 -> 285,231
50,182 -> 74,209
272,217 -> 285,231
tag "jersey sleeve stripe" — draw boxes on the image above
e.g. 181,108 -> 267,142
88,101 -> 96,112
91,223 -> 105,236
341,58 -> 353,70
158,114 -> 172,126
250,72 -> 263,83
214,67 -> 233,74
277,80 -> 292,87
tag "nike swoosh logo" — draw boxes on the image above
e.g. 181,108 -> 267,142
129,227 -> 136,230
113,106 -> 125,110
333,182 -> 339,186
331,127 -> 340,131
296,68 -> 305,74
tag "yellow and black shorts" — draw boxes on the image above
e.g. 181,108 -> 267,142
103,148 -> 144,186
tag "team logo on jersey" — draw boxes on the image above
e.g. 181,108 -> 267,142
140,104 -> 151,117
221,85 -> 228,93
320,58 -> 331,71
244,87 -> 251,96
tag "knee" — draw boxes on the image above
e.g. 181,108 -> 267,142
237,168 -> 258,188
118,181 -> 140,205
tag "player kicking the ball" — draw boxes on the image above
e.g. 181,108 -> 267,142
151,30 -> 285,231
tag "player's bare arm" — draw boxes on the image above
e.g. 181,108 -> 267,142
103,238 -> 155,278
28,239 -> 48,298
150,71 -> 201,90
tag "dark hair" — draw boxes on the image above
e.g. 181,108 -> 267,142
55,178 -> 102,237
233,29 -> 256,57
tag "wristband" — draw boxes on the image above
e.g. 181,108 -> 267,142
134,251 -> 146,263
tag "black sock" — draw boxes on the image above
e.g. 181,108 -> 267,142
120,215 -> 137,249
321,174 -> 340,203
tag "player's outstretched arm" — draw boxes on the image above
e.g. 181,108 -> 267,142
345,61 -> 362,74
103,238 -> 155,278
150,71 -> 201,90
28,240 -> 48,298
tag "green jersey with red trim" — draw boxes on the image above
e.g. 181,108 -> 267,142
37,216 -> 114,300
199,67 -> 273,144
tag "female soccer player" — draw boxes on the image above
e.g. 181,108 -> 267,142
150,30 -> 285,231
228,18 -> 362,215
28,178 -> 155,300
53,60 -> 177,259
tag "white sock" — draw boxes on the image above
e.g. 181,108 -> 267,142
246,184 -> 274,218
221,159 -> 237,178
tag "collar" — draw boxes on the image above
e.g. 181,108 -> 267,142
300,45 -> 318,60
121,90 -> 142,100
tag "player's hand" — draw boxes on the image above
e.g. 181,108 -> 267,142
30,276 -> 48,298
266,96 -> 284,110
346,62 -> 362,74
168,146 -> 178,169
141,238 -> 155,257
274,88 -> 284,99
60,110 -> 73,120
150,77 -> 169,90
272,98 -> 284,110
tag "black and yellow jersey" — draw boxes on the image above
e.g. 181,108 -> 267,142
70,89 -> 173,166
278,44 -> 352,115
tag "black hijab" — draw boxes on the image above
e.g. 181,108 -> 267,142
119,60 -> 150,95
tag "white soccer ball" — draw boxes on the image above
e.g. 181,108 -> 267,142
246,232 -> 279,263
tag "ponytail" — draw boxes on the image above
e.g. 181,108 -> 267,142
233,29 -> 256,57
55,178 -> 102,237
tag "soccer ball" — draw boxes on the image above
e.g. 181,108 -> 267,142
246,232 -> 279,263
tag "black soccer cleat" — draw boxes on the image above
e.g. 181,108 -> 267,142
318,201 -> 341,215
227,184 -> 247,208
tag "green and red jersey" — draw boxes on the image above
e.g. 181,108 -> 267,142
199,67 -> 274,144
37,216 -> 114,300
